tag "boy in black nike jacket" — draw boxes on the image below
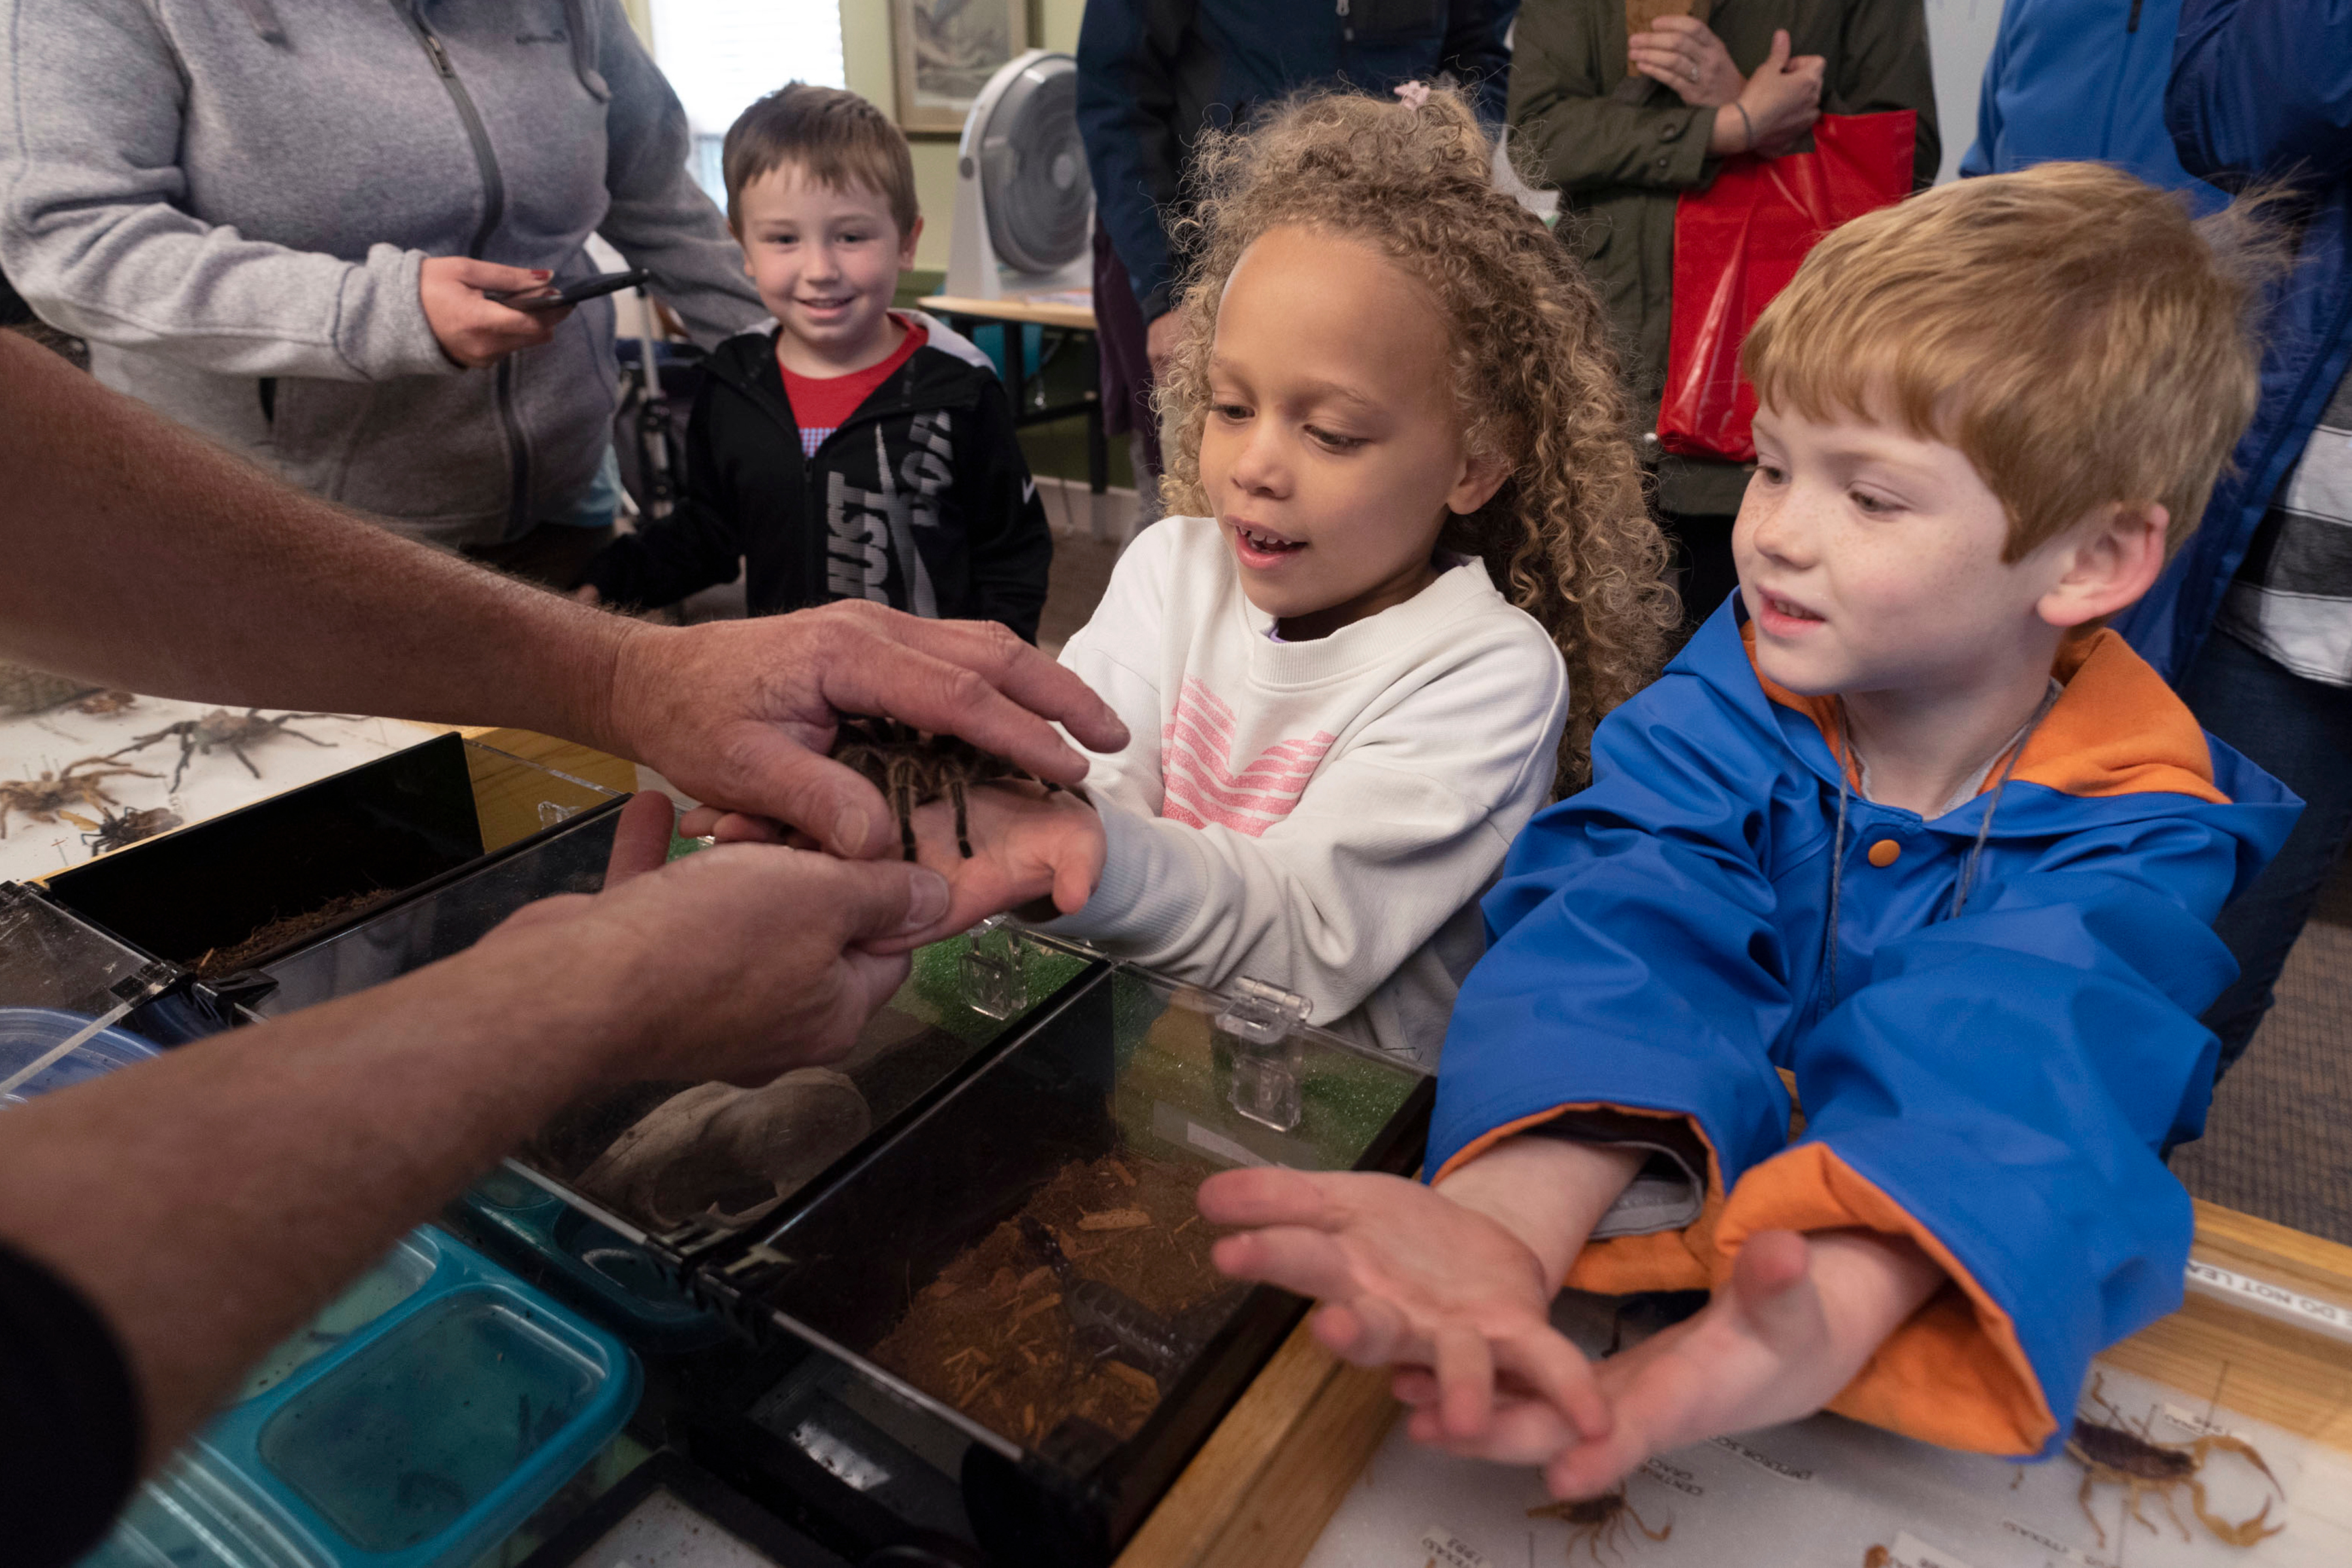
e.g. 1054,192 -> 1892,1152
580,86 -> 1052,639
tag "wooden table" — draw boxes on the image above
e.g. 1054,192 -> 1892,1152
919,292 -> 1109,496
1113,1200 -> 2352,1568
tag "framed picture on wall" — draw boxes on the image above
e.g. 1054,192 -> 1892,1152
890,0 -> 1029,133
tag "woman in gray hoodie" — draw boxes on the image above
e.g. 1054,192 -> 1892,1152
0,0 -> 764,572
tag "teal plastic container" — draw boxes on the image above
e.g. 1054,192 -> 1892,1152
78,1222 -> 640,1568
88,1227 -> 640,1568
6,1005 -> 642,1568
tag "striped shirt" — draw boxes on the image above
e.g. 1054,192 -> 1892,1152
2214,360 -> 2352,687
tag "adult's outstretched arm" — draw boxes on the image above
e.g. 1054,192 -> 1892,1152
0,795 -> 945,1494
0,332 -> 1126,856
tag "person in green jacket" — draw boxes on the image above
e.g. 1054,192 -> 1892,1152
1509,1 -> 1937,629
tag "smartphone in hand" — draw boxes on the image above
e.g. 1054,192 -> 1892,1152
486,268 -> 653,312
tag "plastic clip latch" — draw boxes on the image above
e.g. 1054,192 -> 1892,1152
1215,977 -> 1311,1132
960,919 -> 1028,1021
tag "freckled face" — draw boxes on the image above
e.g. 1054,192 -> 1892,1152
1198,225 -> 1494,638
1735,401 -> 2066,698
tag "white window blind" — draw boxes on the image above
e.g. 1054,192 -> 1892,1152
648,0 -> 847,202
650,0 -> 845,134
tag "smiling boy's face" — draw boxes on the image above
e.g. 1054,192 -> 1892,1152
1734,401 -> 2074,700
735,163 -> 920,371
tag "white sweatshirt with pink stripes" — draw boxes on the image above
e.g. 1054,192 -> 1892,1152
1035,515 -> 1570,1064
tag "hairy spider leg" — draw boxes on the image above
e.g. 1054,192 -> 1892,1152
894,773 -> 917,862
224,741 -> 263,779
952,781 -> 973,858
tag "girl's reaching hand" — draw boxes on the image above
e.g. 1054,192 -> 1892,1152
900,777 -> 1107,936
1196,1167 -> 1611,1450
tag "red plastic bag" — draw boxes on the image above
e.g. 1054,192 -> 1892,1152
1658,111 -> 1918,463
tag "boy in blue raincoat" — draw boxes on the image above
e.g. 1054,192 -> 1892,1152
1198,162 -> 2302,1495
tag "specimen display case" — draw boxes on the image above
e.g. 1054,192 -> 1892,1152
1296,1206 -> 2352,1568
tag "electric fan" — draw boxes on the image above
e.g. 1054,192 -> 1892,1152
944,49 -> 1094,299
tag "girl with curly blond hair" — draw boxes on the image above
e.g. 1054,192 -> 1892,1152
906,88 -> 1673,1063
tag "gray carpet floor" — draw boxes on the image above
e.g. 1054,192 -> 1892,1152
2174,853 -> 2352,1244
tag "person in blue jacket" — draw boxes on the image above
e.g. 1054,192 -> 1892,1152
1957,0 -> 2222,211
2114,0 -> 2352,1077
1197,163 -> 2299,1494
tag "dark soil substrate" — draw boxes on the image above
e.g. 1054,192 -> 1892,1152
868,1149 -> 1235,1448
192,888 -> 400,977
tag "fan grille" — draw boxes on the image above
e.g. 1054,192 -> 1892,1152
978,59 -> 1092,275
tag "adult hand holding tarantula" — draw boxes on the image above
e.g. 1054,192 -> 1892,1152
604,602 -> 1127,865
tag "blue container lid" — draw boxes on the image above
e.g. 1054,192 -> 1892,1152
0,1005 -> 159,1105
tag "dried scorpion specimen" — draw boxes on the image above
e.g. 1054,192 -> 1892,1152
59,803 -> 183,858
2067,1373 -> 2285,1549
1528,1486 -> 1672,1563
114,708 -> 348,791
0,757 -> 158,838
831,716 -> 1086,862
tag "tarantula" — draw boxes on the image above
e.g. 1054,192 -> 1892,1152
113,708 -> 348,791
828,717 -> 1086,862
60,803 -> 183,858
0,757 -> 159,839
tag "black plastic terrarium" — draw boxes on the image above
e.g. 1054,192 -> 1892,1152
704,960 -> 1434,1567
39,732 -> 625,1032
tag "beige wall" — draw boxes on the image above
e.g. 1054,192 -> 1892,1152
851,0 -> 1086,270
627,1 -> 1087,272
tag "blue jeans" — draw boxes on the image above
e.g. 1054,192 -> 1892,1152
2178,629 -> 2352,1076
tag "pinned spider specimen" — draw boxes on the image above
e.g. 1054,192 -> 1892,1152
830,716 -> 1088,862
60,804 -> 182,858
113,708 -> 349,791
1528,1486 -> 1672,1563
0,757 -> 158,838
2066,1372 -> 2285,1548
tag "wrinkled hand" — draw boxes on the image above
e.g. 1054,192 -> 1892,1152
1629,16 -> 1743,107
1198,1167 -> 1610,1448
482,791 -> 952,1085
419,257 -> 572,368
600,601 -> 1128,862
900,777 -> 1107,933
1394,1229 -> 1944,1499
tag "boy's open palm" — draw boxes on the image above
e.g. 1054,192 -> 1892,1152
1197,1168 -> 1610,1448
1393,1228 -> 1944,1499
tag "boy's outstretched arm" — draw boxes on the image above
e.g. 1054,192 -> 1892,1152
1196,1136 -> 1641,1448
1393,1228 -> 1942,1494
